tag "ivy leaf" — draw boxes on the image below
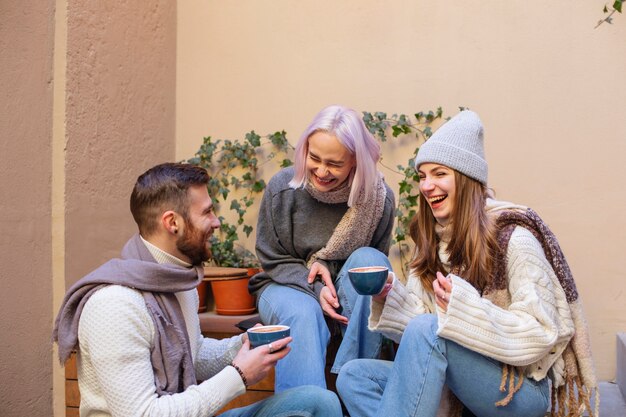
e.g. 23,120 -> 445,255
252,180 -> 266,193
269,130 -> 288,147
399,180 -> 411,194
230,200 -> 241,211
245,131 -> 262,147
614,0 -> 622,12
374,111 -> 387,121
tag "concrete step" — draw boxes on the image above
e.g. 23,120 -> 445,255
595,381 -> 626,416
589,333 -> 626,416
617,332 -> 626,401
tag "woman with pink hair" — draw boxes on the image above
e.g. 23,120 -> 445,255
249,105 -> 396,392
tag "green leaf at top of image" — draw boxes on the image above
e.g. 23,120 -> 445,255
614,0 -> 622,13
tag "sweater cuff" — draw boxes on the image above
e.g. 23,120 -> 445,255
436,274 -> 480,338
197,365 -> 246,408
369,276 -> 414,343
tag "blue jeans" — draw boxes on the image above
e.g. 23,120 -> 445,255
257,247 -> 389,392
220,385 -> 342,417
337,314 -> 550,417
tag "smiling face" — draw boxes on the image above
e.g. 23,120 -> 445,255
417,163 -> 456,226
306,131 -> 355,192
176,185 -> 221,265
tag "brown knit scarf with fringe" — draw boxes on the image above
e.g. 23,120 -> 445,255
450,208 -> 598,417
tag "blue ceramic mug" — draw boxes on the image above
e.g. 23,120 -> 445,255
348,266 -> 389,295
247,325 -> 291,349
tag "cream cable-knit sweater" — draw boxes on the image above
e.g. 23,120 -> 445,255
369,200 -> 576,385
76,238 -> 245,417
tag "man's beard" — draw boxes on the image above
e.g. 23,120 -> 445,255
176,220 -> 211,266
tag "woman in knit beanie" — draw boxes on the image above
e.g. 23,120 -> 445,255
248,105 -> 396,392
336,110 -> 598,417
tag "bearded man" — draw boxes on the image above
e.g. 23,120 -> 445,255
53,162 -> 341,417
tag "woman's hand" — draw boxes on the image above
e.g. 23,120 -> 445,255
433,271 -> 453,311
372,272 -> 394,303
320,286 -> 348,324
307,262 -> 347,324
232,336 -> 292,387
307,262 -> 334,290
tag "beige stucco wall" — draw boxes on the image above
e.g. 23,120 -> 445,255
2,1 -> 623,414
0,1 -> 177,416
0,1 -> 55,416
65,0 -> 178,285
177,0 -> 626,382
58,2 -> 177,414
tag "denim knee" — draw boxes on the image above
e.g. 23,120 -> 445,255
346,247 -> 391,267
336,359 -> 359,394
290,385 -> 341,415
403,314 -> 438,344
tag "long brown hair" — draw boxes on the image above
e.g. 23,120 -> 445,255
409,170 -> 498,294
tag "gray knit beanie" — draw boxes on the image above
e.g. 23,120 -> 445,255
414,110 -> 487,185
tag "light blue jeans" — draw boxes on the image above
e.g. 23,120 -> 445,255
220,385 -> 342,417
337,314 -> 550,417
257,247 -> 390,392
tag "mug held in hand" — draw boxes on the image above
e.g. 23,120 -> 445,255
347,266 -> 389,295
247,325 -> 290,349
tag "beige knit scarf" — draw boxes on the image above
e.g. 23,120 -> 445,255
305,172 -> 386,267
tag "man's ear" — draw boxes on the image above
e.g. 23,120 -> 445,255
161,210 -> 180,235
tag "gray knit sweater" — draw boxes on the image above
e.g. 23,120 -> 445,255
248,167 -> 396,300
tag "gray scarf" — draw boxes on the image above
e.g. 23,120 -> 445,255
52,234 -> 203,395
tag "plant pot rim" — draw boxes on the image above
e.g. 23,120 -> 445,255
203,266 -> 249,281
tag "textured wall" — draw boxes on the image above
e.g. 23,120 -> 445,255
65,0 -> 177,285
0,1 -> 176,415
177,0 -> 626,381
0,1 -> 55,416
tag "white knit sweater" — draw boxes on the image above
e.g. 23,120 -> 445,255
369,200 -> 576,385
76,239 -> 245,417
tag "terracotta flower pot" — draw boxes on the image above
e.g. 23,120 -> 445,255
204,266 -> 257,315
196,280 -> 209,313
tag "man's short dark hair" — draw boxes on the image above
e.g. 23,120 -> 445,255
130,163 -> 209,236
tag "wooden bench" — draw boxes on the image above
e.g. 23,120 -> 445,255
65,353 -> 80,417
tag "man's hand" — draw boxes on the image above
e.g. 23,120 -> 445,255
231,336 -> 292,387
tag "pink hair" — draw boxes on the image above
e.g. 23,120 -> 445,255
289,105 -> 381,206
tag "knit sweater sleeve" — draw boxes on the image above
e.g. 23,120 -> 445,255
368,271 -> 435,343
180,291 -> 243,382
436,227 -> 575,368
78,286 -> 245,417
253,171 -> 325,299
